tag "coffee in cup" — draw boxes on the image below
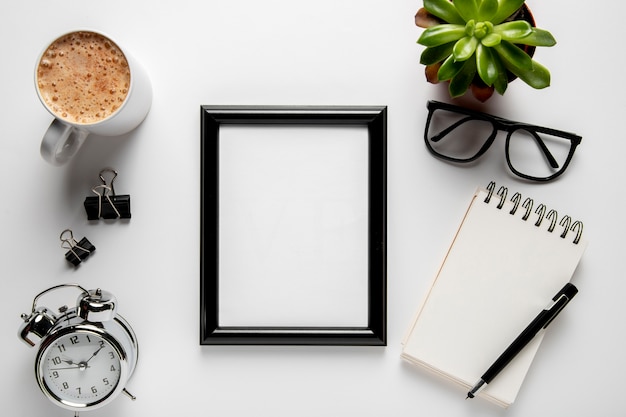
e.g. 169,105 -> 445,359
35,30 -> 152,166
37,31 -> 131,124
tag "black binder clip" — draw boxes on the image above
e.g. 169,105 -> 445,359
60,229 -> 95,266
83,168 -> 131,220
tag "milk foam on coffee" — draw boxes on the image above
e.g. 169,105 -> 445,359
36,31 -> 131,124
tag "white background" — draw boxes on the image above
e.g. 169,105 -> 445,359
0,1 -> 623,416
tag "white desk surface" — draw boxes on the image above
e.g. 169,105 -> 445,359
1,1 -> 623,416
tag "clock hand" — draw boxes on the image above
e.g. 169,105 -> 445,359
84,346 -> 104,364
50,365 -> 90,371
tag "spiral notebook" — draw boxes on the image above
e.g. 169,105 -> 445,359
401,182 -> 588,407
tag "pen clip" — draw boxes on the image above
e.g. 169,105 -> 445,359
542,283 -> 577,329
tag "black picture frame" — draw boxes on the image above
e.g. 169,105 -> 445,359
200,106 -> 387,345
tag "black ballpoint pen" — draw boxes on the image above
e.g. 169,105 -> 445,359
466,282 -> 578,399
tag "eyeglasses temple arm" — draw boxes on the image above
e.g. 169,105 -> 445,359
430,116 -> 475,142
528,130 -> 560,169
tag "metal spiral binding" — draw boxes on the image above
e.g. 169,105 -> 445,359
559,216 -> 571,238
510,192 -> 521,215
534,204 -> 546,227
546,210 -> 558,232
483,181 -> 584,244
484,181 -> 496,203
496,186 -> 507,209
521,197 -> 533,220
570,221 -> 583,244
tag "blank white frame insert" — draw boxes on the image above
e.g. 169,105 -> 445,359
218,124 -> 369,327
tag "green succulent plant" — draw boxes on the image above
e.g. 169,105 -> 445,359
418,0 -> 556,98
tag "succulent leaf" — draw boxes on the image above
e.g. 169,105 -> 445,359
453,0 -> 479,22
478,0 -> 499,21
493,40 -> 533,70
415,8 -> 442,28
493,21 -> 532,41
465,20 -> 476,36
476,43 -> 498,86
418,24 -> 466,47
453,36 -> 479,61
518,28 -> 557,47
488,46 -> 508,94
472,21 -> 493,39
437,55 -> 465,81
505,59 -> 551,89
423,0 -> 465,24
420,42 -> 456,65
493,66 -> 508,95
481,33 -> 502,47
449,58 -> 477,97
491,0 -> 526,24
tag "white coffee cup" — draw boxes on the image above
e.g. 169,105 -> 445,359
35,29 -> 152,166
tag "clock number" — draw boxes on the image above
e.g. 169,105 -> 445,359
103,378 -> 110,386
99,341 -> 105,348
70,336 -> 79,345
62,382 -> 69,390
76,387 -> 82,395
91,386 -> 98,394
52,371 -> 59,379
52,356 -> 62,365
57,344 -> 66,353
109,351 -> 115,359
86,335 -> 91,343
110,365 -> 116,372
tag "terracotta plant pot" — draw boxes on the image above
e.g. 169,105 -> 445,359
416,4 -> 537,102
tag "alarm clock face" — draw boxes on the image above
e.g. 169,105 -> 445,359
37,329 -> 124,409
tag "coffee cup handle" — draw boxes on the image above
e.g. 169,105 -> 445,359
40,119 -> 89,166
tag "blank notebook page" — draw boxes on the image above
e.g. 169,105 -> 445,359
401,185 -> 587,407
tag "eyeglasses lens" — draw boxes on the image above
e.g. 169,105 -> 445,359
507,129 -> 573,179
426,108 -> 495,161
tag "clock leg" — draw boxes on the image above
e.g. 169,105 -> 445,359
123,388 -> 136,401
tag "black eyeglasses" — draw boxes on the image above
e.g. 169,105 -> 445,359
424,100 -> 582,182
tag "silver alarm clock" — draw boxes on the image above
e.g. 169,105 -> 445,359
18,284 -> 138,415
